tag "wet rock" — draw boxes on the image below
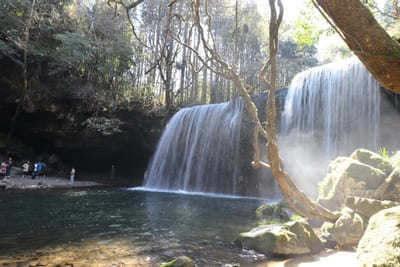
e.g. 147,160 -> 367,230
321,207 -> 366,247
350,148 -> 394,175
345,196 -> 398,219
159,256 -> 195,267
357,206 -> 400,267
237,220 -> 323,256
255,203 -> 289,222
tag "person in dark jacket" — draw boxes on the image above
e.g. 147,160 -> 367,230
5,157 -> 12,178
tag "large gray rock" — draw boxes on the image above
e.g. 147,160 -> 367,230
321,207 -> 366,247
237,220 -> 323,256
357,206 -> 400,267
317,157 -> 387,211
345,196 -> 398,219
351,148 -> 394,175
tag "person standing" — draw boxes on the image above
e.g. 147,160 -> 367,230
22,161 -> 30,178
5,157 -> 12,178
70,167 -> 75,183
0,161 -> 6,179
32,162 -> 38,180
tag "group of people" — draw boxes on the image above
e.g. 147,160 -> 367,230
21,161 -> 47,180
0,157 -> 13,179
0,155 -> 77,183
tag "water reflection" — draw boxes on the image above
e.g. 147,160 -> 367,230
0,189 -> 276,266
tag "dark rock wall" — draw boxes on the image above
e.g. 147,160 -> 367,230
0,58 -> 167,183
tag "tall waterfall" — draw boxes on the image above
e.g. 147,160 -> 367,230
281,57 -> 381,156
144,99 -> 245,195
279,57 -> 381,196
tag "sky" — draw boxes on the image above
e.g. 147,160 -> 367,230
250,0 -> 387,21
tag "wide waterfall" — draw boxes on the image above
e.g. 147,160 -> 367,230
279,57 -> 381,196
281,57 -> 381,156
144,99 -> 246,195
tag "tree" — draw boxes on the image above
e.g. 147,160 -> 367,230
313,0 -> 400,94
167,0 -> 339,222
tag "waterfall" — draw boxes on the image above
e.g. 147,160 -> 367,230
281,57 -> 381,156
144,99 -> 245,195
279,57 -> 381,196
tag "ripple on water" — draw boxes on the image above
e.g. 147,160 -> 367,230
0,189 -> 275,266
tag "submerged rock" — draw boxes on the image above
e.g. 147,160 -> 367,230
159,256 -> 195,267
350,149 -> 394,175
321,207 -> 366,247
237,220 -> 323,256
357,206 -> 400,267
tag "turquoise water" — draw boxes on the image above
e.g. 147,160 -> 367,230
0,188 -> 275,266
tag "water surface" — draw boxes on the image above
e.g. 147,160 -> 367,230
0,188 -> 275,266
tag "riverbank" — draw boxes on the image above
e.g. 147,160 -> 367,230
0,173 -> 102,190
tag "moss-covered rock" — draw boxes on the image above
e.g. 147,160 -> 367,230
321,207 -> 366,247
237,220 -> 323,256
317,156 -> 387,211
255,203 -> 290,222
160,256 -> 195,267
357,206 -> 400,267
351,148 -> 394,175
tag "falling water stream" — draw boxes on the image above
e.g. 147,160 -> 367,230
281,57 -> 381,156
144,99 -> 245,195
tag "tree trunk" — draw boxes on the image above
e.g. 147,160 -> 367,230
201,63 -> 207,103
314,0 -> 400,94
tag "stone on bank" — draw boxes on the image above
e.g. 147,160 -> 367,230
357,206 -> 400,267
237,220 -> 323,256
321,207 -> 365,248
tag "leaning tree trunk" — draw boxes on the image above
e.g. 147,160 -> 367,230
314,0 -> 400,94
241,0 -> 340,223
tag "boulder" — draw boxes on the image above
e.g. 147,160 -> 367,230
160,256 -> 195,267
345,196 -> 398,219
321,207 -> 366,247
351,148 -> 394,175
255,203 -> 290,222
357,206 -> 400,267
317,157 -> 387,211
237,220 -> 323,256
390,151 -> 400,167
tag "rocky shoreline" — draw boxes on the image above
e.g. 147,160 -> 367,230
231,148 -> 400,267
0,172 -> 102,190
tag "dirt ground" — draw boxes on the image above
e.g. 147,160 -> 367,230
0,167 -> 102,190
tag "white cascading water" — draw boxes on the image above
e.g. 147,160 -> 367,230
280,57 -> 381,196
281,57 -> 381,156
144,99 -> 244,195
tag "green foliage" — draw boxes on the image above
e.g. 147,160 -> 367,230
379,146 -> 390,160
292,2 -> 324,50
318,174 -> 335,198
293,19 -> 323,50
291,214 -> 306,222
